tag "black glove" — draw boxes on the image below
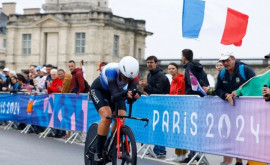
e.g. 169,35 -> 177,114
127,90 -> 141,104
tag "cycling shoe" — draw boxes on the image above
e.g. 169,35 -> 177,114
94,153 -> 104,163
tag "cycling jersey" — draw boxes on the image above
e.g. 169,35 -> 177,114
90,62 -> 139,112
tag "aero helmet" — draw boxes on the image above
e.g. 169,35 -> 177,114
119,56 -> 139,79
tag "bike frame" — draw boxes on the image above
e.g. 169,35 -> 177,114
106,102 -> 149,160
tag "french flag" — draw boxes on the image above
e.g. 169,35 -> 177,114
182,0 -> 249,47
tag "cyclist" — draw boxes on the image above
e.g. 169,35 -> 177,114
89,56 -> 141,163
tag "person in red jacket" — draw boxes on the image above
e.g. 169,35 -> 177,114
168,62 -> 185,95
166,62 -> 186,162
47,69 -> 63,94
68,60 -> 85,94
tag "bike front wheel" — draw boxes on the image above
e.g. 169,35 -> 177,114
112,125 -> 137,165
84,123 -> 98,165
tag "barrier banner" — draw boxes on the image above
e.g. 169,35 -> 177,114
0,94 -> 28,121
0,94 -> 269,163
0,94 -> 99,132
51,94 -> 99,132
127,95 -> 270,163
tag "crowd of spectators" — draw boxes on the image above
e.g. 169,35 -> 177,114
138,50 -> 269,165
0,61 -> 90,139
0,61 -> 89,95
1,51 -> 270,164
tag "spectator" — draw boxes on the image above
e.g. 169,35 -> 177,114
139,55 -> 170,157
58,69 -> 72,93
23,70 -> 31,84
216,61 -> 224,72
166,62 -> 186,162
17,74 -> 33,92
68,60 -> 85,94
8,76 -> 19,93
68,60 -> 86,140
205,60 -> 225,95
29,65 -> 37,78
9,70 -> 16,77
58,68 -> 72,139
180,49 -> 209,163
28,65 -> 37,86
45,64 -> 53,89
34,67 -> 47,93
2,67 -> 10,90
46,69 -> 62,94
215,51 -> 255,165
262,85 -> 270,101
0,77 -> 5,92
215,51 -> 255,105
46,69 -> 65,138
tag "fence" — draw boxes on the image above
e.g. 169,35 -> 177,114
0,93 -> 269,163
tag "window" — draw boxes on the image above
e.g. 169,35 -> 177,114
75,33 -> 85,54
113,35 -> 119,57
23,34 -> 31,55
3,39 -> 6,48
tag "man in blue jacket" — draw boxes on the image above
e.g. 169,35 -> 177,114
215,51 -> 255,106
215,51 -> 255,165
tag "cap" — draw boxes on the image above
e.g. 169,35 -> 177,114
41,67 -> 47,73
3,68 -> 9,72
219,51 -> 234,61
265,52 -> 270,59
36,66 -> 42,71
97,62 -> 108,71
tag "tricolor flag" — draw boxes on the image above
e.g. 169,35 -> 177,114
189,70 -> 207,96
182,0 -> 249,46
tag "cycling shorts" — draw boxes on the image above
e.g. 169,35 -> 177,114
90,77 -> 126,112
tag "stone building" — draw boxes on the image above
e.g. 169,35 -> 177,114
0,6 -> 8,68
3,0 -> 152,83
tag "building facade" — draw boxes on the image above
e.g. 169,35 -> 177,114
0,7 -> 8,68
4,0 -> 152,82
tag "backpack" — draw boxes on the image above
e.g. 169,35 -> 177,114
72,78 -> 90,93
83,79 -> 90,93
219,64 -> 246,81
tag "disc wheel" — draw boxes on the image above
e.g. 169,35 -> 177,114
84,123 -> 98,165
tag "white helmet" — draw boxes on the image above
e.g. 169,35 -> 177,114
119,56 -> 139,79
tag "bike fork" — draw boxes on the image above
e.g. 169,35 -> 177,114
116,118 -> 125,159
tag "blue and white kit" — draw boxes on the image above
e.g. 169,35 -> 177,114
90,63 -> 139,111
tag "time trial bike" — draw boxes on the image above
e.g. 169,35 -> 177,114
84,98 -> 149,165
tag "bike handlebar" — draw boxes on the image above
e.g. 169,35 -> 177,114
106,97 -> 149,127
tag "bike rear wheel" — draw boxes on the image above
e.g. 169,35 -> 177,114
112,125 -> 137,165
84,123 -> 98,165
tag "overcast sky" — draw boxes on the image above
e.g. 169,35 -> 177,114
1,0 -> 270,60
